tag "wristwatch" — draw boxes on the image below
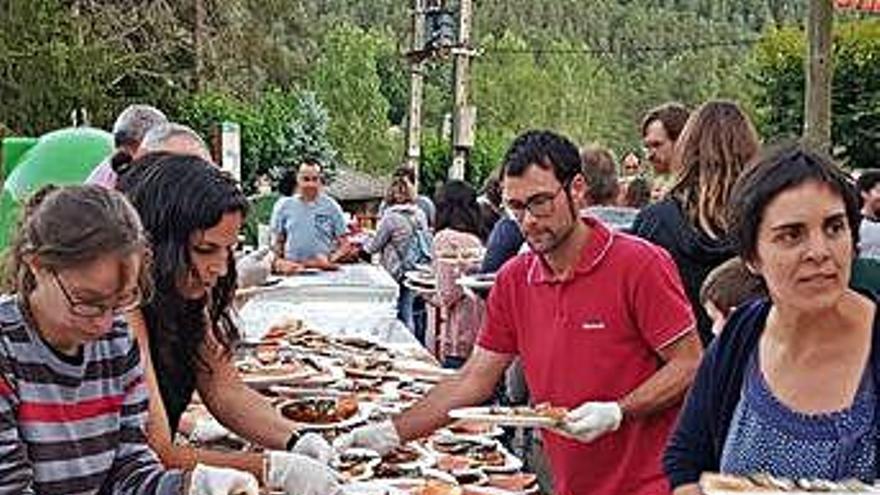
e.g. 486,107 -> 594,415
285,430 -> 302,451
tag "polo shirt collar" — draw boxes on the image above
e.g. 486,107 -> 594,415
527,216 -> 614,285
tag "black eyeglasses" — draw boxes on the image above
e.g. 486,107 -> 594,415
504,182 -> 570,221
51,271 -> 142,318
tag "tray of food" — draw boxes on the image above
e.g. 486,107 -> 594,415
700,473 -> 880,494
448,404 -> 567,428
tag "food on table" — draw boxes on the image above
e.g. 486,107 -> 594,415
255,343 -> 279,364
332,449 -> 380,481
451,470 -> 486,486
436,455 -> 474,472
410,480 -> 463,495
467,445 -> 506,467
447,422 -> 495,436
699,472 -> 879,492
373,462 -> 421,479
279,396 -> 359,424
431,436 -> 489,455
487,473 -> 538,492
382,445 -> 422,465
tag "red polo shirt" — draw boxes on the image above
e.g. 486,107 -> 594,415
478,217 -> 695,495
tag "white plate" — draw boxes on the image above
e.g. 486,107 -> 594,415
457,274 -> 496,290
242,363 -> 344,389
448,406 -> 561,428
404,270 -> 437,287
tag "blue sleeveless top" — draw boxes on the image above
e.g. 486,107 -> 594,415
720,347 -> 877,481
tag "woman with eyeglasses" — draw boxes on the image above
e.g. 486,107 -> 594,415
0,184 -> 259,494
118,153 -> 339,495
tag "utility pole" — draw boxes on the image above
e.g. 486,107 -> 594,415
404,0 -> 426,187
803,0 -> 833,151
449,0 -> 475,181
194,0 -> 206,92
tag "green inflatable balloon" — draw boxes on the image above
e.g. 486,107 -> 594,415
0,127 -> 112,249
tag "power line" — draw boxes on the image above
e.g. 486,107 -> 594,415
477,37 -> 761,57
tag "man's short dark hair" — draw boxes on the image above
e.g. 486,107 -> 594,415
856,169 -> 880,194
728,141 -> 860,263
580,146 -> 619,206
502,130 -> 583,186
641,103 -> 689,141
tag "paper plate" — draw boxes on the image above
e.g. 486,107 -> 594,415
448,406 -> 561,428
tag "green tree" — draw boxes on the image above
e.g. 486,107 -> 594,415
751,21 -> 880,169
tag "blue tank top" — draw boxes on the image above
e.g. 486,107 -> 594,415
720,347 -> 876,482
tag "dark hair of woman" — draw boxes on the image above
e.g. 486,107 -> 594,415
118,153 -> 248,390
4,184 -> 151,295
110,149 -> 135,174
436,180 -> 482,238
728,141 -> 860,263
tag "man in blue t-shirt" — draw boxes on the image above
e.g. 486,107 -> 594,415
270,162 -> 349,270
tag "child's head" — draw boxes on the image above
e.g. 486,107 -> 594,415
700,257 -> 766,335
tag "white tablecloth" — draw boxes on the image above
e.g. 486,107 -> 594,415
237,263 -> 417,346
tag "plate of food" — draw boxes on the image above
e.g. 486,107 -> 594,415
332,448 -> 381,482
699,472 -> 880,494
442,421 -> 504,438
380,444 -> 437,471
237,357 -> 323,389
448,404 -> 566,428
343,356 -> 402,380
277,396 -> 369,430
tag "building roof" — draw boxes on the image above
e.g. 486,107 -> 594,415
327,166 -> 389,201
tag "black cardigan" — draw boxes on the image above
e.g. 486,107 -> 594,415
663,296 -> 880,488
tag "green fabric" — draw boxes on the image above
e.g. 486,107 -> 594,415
852,257 -> 880,295
243,193 -> 280,246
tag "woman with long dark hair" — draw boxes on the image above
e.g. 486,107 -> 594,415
0,184 -> 259,494
118,153 -> 338,495
433,180 -> 486,368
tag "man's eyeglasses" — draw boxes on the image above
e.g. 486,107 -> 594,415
504,182 -> 569,221
52,271 -> 143,318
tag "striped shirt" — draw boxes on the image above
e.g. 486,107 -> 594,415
0,296 -> 184,495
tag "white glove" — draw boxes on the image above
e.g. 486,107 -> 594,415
556,401 -> 622,443
190,417 -> 231,444
237,248 -> 274,288
290,432 -> 335,464
332,419 -> 400,456
266,451 -> 340,495
188,464 -> 259,495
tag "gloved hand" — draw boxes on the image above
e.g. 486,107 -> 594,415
332,419 -> 400,456
290,432 -> 334,464
237,248 -> 275,288
187,464 -> 259,495
554,401 -> 622,443
265,451 -> 340,495
190,417 -> 231,444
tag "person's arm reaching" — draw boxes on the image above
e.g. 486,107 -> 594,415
335,346 -> 513,453
195,333 -> 300,451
